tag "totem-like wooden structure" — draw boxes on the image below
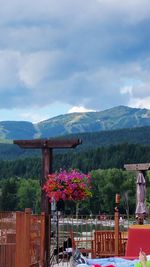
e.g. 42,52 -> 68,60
14,138 -> 82,267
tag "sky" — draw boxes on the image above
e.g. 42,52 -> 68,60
1,0 -> 150,122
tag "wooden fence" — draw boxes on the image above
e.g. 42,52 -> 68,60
0,209 -> 46,267
1,209 -> 143,266
0,212 -> 16,267
50,210 -> 128,261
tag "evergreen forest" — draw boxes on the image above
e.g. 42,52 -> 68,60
1,142 -> 150,215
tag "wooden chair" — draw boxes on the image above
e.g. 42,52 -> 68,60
92,230 -> 125,258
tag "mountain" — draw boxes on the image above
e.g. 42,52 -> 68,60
0,121 -> 37,140
1,105 -> 150,140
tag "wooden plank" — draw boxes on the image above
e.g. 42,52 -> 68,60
16,212 -> 25,267
24,208 -> 31,267
130,224 -> 150,229
40,213 -> 46,267
0,244 -> 16,267
13,138 -> 82,149
114,210 -> 119,256
124,163 -> 150,171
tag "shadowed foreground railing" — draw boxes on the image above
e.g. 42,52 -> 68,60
0,209 -> 45,267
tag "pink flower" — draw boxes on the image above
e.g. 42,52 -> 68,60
43,169 -> 92,202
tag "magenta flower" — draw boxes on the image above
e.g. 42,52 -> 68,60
43,169 -> 92,202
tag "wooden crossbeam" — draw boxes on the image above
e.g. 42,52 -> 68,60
124,163 -> 150,171
13,138 -> 82,149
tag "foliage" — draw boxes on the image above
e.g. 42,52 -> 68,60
0,178 -> 18,211
43,170 -> 92,202
90,169 -> 136,215
17,179 -> 41,213
1,126 -> 150,160
0,178 -> 41,213
0,168 -> 138,215
1,142 -> 150,180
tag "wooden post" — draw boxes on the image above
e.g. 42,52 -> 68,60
41,148 -> 52,267
13,138 -> 82,267
114,194 -> 120,256
114,208 -> 119,256
24,208 -> 31,267
41,148 -> 52,212
40,212 -> 46,267
16,209 -> 31,267
16,211 -> 24,267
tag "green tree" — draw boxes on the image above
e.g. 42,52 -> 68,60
1,178 -> 18,211
17,179 -> 41,213
90,169 -> 136,215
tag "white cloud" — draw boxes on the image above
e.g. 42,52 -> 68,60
0,50 -> 21,90
120,86 -> 133,96
96,0 -> 150,24
19,50 -> 63,88
20,111 -> 47,123
0,0 -> 150,119
68,106 -> 96,113
129,97 -> 150,110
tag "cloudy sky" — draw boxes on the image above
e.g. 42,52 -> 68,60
0,0 -> 150,122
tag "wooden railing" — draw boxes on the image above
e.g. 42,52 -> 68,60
58,211 -> 128,259
0,210 -> 46,267
0,210 -> 132,266
0,212 -> 16,267
92,230 -> 127,258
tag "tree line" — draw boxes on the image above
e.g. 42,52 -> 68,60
1,168 -> 150,216
1,142 -> 150,215
1,126 -> 150,160
0,143 -> 150,179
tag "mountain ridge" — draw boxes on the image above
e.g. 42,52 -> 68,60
1,105 -> 150,140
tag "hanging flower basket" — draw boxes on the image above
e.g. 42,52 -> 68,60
43,169 -> 92,202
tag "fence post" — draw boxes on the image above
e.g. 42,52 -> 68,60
24,208 -> 31,267
40,212 -> 46,267
114,194 -> 120,256
16,211 -> 25,267
114,208 -> 119,256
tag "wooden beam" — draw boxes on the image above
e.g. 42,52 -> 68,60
13,138 -> 82,149
124,163 -> 150,171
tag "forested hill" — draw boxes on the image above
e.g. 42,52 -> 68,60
0,142 -> 150,180
1,125 -> 150,160
1,106 -> 150,140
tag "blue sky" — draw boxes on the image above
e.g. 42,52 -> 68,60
0,0 -> 150,122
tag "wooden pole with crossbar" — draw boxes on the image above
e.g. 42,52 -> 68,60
13,138 -> 82,267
